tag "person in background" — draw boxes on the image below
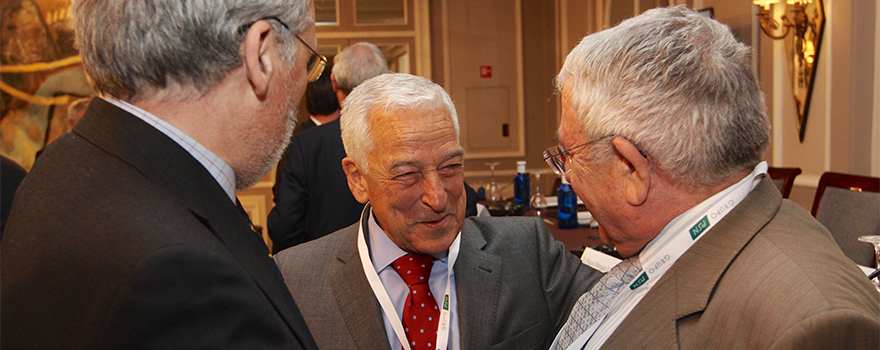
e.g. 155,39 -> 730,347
548,6 -> 879,350
275,73 -> 601,350
268,41 -> 387,253
35,96 -> 93,160
66,96 -> 91,131
1,0 -> 322,348
293,70 -> 338,134
0,155 -> 27,236
330,42 -> 389,104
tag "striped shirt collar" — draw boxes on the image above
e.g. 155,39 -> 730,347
103,96 -> 237,202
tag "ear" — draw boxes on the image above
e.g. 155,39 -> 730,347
612,137 -> 651,206
342,157 -> 370,204
330,73 -> 339,92
242,20 -> 277,97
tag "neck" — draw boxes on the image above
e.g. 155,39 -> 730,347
311,109 -> 340,124
614,169 -> 751,257
126,71 -> 247,171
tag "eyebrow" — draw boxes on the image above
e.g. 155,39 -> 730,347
388,148 -> 465,171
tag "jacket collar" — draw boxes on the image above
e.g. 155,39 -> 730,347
74,98 -> 318,349
601,178 -> 781,348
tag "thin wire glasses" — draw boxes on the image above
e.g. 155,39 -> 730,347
240,17 -> 327,83
543,135 -> 615,175
294,34 -> 327,83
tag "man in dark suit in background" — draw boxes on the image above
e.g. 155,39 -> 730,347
268,41 -> 388,253
1,0 -> 321,348
275,73 -> 601,350
292,72 -> 338,135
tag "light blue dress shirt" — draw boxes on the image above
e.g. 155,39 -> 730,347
103,96 -> 237,203
367,209 -> 461,350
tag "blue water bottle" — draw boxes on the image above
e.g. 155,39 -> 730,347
557,174 -> 579,229
513,161 -> 530,204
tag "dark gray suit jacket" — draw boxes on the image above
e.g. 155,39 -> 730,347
268,118 -> 364,253
600,179 -> 880,349
1,98 -> 318,350
275,213 -> 601,350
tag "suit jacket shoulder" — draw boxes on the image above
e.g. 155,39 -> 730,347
1,99 -> 317,350
602,179 -> 880,350
276,223 -> 392,350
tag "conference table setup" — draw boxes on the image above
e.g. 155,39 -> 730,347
479,199 -> 619,259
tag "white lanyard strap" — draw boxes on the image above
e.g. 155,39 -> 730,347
556,162 -> 768,350
629,162 -> 767,292
357,205 -> 460,350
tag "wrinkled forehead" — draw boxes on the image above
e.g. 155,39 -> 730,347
371,104 -> 457,136
370,108 -> 461,160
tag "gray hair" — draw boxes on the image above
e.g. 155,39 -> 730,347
72,0 -> 312,101
340,73 -> 458,175
557,5 -> 769,188
332,42 -> 389,95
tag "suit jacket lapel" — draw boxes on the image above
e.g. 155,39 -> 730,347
75,99 -> 318,349
601,179 -> 782,349
455,220 -> 502,349
331,212 -> 393,350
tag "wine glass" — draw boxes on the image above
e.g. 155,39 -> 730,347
858,235 -> 880,289
530,171 -> 548,212
484,162 -> 502,203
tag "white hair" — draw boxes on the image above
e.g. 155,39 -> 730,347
331,42 -> 390,95
340,73 -> 459,174
556,6 -> 769,188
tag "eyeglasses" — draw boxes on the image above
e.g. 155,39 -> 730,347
543,135 -> 615,175
239,17 -> 327,83
293,34 -> 327,83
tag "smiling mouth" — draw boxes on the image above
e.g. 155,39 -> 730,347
421,215 -> 449,228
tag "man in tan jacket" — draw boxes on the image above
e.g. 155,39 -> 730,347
548,6 -> 879,350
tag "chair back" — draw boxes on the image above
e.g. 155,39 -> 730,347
811,172 -> 880,267
767,167 -> 802,198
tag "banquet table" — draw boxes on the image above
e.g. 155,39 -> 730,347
480,201 -> 615,257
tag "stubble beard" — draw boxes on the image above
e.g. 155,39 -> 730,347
233,80 -> 299,190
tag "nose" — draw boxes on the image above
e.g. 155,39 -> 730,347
421,172 -> 448,213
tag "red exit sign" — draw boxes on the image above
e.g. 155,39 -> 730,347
480,65 -> 492,78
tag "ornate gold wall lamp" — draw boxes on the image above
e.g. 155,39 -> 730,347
753,0 -> 825,142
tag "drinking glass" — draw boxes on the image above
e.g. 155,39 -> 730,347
484,162 -> 502,203
858,235 -> 880,290
530,171 -> 548,210
858,235 -> 880,268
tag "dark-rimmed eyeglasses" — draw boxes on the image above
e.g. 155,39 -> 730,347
543,135 -> 615,175
239,17 -> 327,83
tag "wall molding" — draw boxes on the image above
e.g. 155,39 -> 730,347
793,174 -> 821,188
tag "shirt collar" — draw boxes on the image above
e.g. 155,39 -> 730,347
639,161 -> 768,261
366,207 -> 449,273
102,96 -> 237,202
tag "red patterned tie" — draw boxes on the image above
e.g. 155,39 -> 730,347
393,254 -> 440,350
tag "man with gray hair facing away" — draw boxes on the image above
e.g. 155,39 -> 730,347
330,42 -> 389,103
275,73 -> 601,350
1,0 -> 322,348
268,41 -> 388,253
548,6 -> 879,350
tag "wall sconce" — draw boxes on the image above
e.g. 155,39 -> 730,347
753,0 -> 825,142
